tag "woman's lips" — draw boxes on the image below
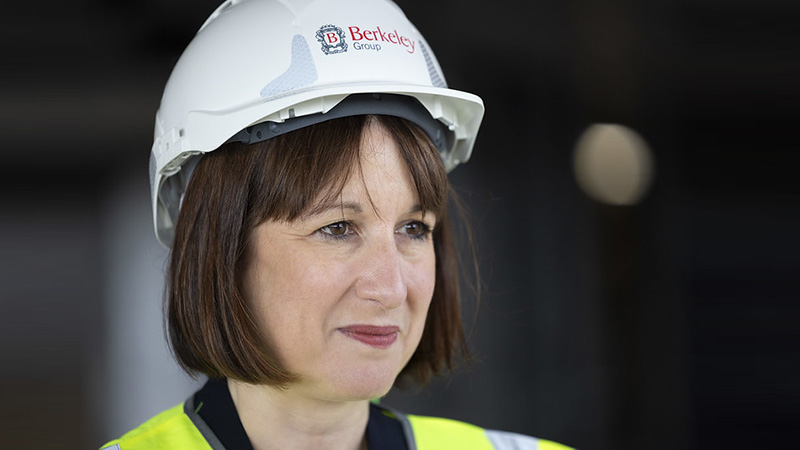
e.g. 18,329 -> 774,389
339,325 -> 399,349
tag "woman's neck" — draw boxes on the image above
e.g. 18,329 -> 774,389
227,379 -> 370,450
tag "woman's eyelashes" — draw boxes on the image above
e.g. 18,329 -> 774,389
399,221 -> 433,241
315,220 -> 434,242
317,220 -> 356,240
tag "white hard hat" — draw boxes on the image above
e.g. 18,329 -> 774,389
150,0 -> 485,247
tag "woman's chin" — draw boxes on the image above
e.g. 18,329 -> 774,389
340,379 -> 397,402
317,365 -> 401,402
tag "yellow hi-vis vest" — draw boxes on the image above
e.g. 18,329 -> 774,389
100,402 -> 574,450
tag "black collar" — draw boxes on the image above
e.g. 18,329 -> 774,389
190,378 -> 408,450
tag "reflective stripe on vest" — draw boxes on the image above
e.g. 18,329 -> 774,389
486,429 -> 574,450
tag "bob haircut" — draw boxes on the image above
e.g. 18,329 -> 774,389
167,114 -> 468,387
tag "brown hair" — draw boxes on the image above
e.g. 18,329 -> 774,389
167,114 -> 468,386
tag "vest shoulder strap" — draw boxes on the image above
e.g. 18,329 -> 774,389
99,403 -> 213,450
407,414 -> 495,450
396,409 -> 575,450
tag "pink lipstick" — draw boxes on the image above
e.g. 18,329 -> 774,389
340,325 -> 399,349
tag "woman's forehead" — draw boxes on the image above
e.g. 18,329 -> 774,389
248,115 -> 447,225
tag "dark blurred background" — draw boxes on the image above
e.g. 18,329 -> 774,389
1,1 -> 797,449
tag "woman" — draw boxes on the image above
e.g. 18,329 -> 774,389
102,0 -> 572,449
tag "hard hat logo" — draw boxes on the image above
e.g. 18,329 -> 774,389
315,25 -> 348,55
348,26 -> 416,54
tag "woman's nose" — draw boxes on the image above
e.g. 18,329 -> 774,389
354,238 -> 408,310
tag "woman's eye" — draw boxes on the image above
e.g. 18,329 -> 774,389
400,221 -> 432,239
319,221 -> 351,239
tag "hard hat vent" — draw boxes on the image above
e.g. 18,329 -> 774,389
261,34 -> 319,99
419,40 -> 446,88
149,152 -> 157,194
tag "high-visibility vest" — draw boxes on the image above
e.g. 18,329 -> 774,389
100,402 -> 573,450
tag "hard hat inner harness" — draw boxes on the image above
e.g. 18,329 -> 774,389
225,93 -> 455,155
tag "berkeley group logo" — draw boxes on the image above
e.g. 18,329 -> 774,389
316,25 -> 347,55
315,24 -> 416,55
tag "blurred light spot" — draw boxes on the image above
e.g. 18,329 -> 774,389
573,124 -> 655,205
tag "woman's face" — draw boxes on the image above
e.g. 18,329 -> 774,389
241,121 -> 437,401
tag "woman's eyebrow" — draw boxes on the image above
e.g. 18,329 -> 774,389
304,201 -> 363,218
303,202 -> 430,221
408,204 -> 424,214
